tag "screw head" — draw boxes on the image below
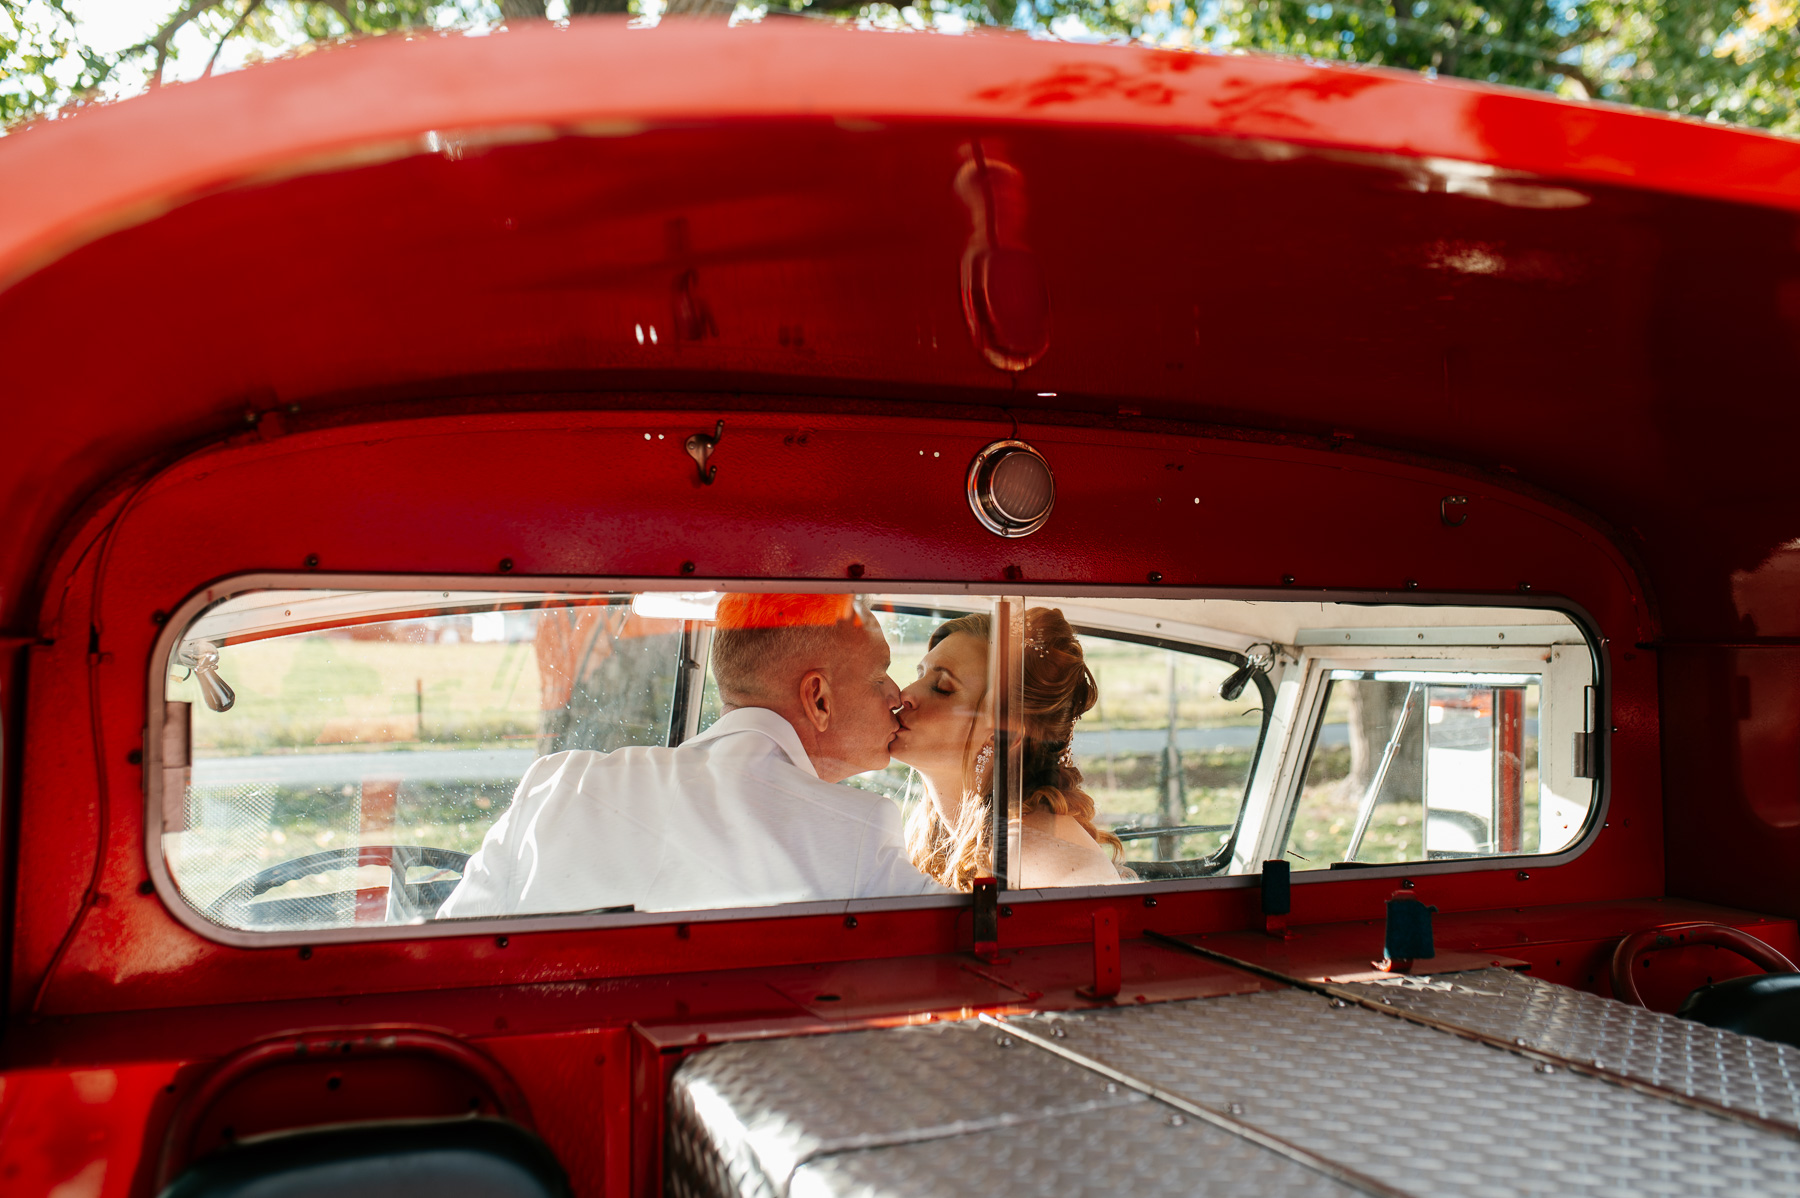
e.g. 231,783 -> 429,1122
150,610 -> 169,626
1147,571 -> 1163,583
495,936 -> 509,948
298,946 -> 313,960
1281,574 -> 1295,586
304,554 -> 320,569
843,915 -> 859,929
498,558 -> 514,573
680,561 -> 696,575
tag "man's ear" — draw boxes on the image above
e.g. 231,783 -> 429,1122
797,669 -> 832,734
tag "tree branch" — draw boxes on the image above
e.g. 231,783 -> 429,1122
130,0 -> 227,88
202,0 -> 263,78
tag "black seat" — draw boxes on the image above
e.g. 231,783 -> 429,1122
159,1118 -> 570,1198
1678,971 -> 1800,1049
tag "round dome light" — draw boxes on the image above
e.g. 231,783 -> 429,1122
967,440 -> 1055,538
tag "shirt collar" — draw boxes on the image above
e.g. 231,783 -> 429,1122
683,706 -> 820,779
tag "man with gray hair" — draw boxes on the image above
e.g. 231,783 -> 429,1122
438,593 -> 946,917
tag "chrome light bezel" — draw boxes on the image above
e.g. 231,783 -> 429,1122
967,440 -> 1055,538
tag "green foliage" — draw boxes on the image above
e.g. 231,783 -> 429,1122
2,0 -> 1795,133
1,0 -> 111,127
1,0 -> 490,128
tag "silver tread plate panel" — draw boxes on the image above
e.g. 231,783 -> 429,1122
667,1019 -> 1146,1198
789,1099 -> 1355,1198
1335,967 -> 1800,1128
1019,988 -> 1800,1197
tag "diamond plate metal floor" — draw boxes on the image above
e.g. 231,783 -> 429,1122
1021,988 -> 1800,1197
667,1018 -> 1360,1198
670,978 -> 1800,1198
1334,967 -> 1800,1129
789,1099 -> 1356,1198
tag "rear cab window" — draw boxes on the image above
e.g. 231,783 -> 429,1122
150,584 -> 1600,939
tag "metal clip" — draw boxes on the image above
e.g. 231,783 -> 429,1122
972,876 -> 1000,962
1441,495 -> 1470,527
685,420 -> 724,485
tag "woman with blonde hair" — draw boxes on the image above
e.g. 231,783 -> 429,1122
890,607 -> 1129,889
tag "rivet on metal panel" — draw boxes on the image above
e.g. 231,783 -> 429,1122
1281,574 -> 1295,585
843,915 -> 859,929
1227,1102 -> 1245,1116
1147,571 -> 1163,583
498,558 -> 513,572
151,609 -> 168,625
304,554 -> 319,569
681,561 -> 696,575
847,563 -> 865,579
1143,895 -> 1157,908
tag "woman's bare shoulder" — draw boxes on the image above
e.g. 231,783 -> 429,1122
1018,824 -> 1127,887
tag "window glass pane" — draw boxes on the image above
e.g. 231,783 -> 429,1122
1076,641 -> 1262,878
152,589 -> 1594,938
164,593 -> 682,929
1285,671 -> 1545,870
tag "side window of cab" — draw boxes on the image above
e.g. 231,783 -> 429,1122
1254,629 -> 1597,872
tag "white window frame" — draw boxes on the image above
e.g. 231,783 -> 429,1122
1237,637 -> 1596,873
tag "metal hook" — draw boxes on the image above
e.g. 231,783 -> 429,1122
1440,495 -> 1469,527
685,419 -> 724,485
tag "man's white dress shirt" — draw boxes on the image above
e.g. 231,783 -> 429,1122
436,707 -> 945,917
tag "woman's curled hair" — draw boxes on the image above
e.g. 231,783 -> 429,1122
907,607 -> 1122,889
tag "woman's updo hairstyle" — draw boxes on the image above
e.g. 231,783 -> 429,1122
906,607 -> 1121,889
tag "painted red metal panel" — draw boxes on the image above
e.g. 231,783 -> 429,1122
8,409 -> 1657,1016
1,21 -> 1798,1198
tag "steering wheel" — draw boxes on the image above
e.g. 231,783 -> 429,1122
1610,921 -> 1797,1007
207,845 -> 470,928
